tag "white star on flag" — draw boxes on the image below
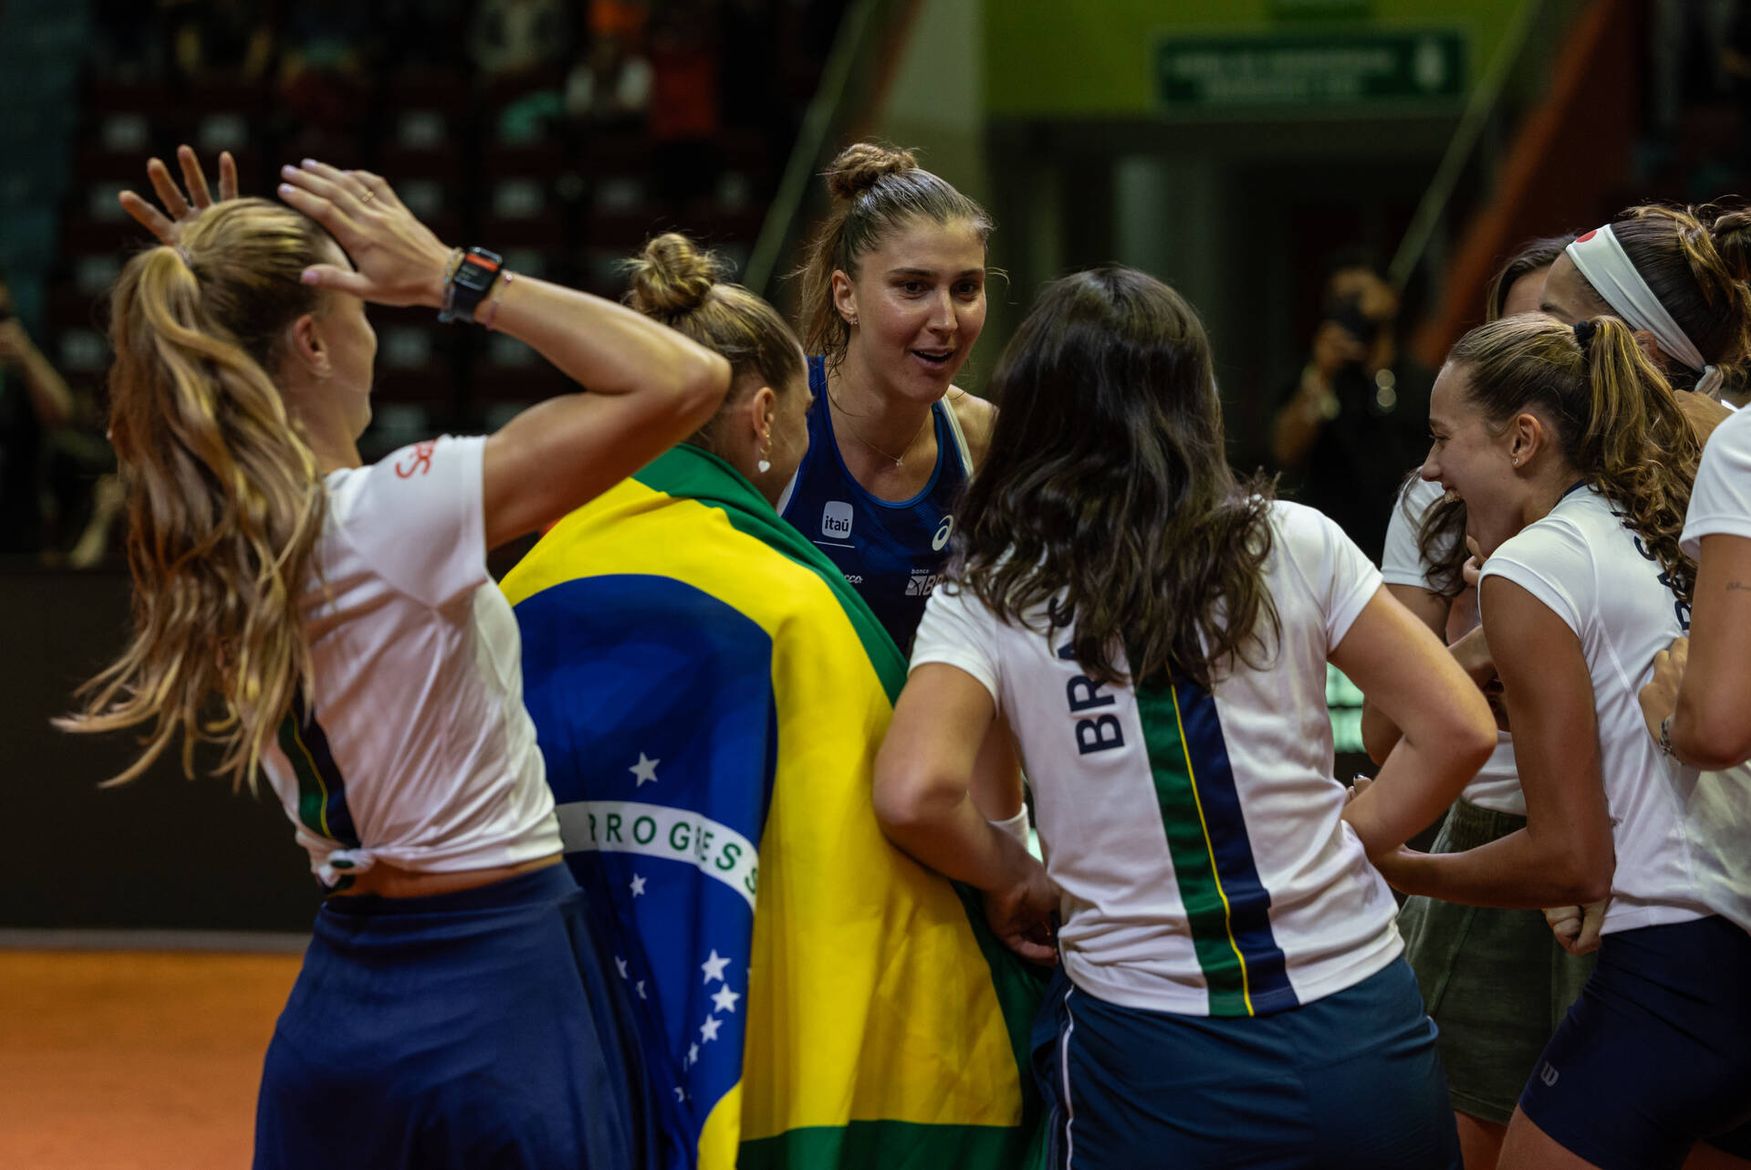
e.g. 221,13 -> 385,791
688,1042 -> 700,1066
615,955 -> 628,979
629,752 -> 661,786
674,1087 -> 686,1102
700,949 -> 731,984
700,1015 -> 723,1043
636,980 -> 647,1000
629,873 -> 647,897
711,984 -> 741,1014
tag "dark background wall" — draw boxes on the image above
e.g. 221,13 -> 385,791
2,568 -> 318,932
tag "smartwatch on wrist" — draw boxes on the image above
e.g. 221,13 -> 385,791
439,247 -> 504,324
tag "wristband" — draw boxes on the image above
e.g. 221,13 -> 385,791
478,270 -> 516,332
439,247 -> 504,324
990,804 -> 1031,847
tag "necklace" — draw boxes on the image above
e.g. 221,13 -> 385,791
830,392 -> 931,468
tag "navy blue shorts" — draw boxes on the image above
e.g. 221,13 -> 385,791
254,864 -> 654,1170
1519,916 -> 1751,1170
1033,957 -> 1460,1169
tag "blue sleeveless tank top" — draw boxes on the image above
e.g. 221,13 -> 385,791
779,356 -> 972,653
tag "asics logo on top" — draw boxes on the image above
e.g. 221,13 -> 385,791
932,516 -> 954,551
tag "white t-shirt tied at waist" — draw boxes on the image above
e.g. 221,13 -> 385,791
260,436 -> 561,888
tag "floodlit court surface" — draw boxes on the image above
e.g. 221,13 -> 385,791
0,942 -> 301,1169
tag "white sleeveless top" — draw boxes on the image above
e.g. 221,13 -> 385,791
259,436 -> 561,886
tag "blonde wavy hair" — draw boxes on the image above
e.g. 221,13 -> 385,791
1449,313 -> 1701,602
59,198 -> 336,788
622,232 -> 804,447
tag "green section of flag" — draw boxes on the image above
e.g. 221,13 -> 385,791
741,1119 -> 1042,1170
634,445 -> 907,702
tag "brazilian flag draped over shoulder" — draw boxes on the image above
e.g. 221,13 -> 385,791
501,444 -> 1045,1170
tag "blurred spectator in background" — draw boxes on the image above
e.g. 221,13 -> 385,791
162,0 -> 275,86
588,0 -> 648,41
472,0 -> 586,144
90,0 -> 162,81
0,273 -> 75,558
1270,256 -> 1434,564
470,0 -> 574,80
648,0 -> 722,216
565,24 -> 652,125
372,1 -> 473,75
279,0 -> 371,137
40,390 -> 124,570
721,0 -> 777,129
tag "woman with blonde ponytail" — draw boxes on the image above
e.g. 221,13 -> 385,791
500,233 -> 1046,1167
63,157 -> 731,1169
1378,313 -> 1751,1170
1369,234 -> 1599,1170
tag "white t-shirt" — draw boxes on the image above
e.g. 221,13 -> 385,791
1682,404 -> 1751,558
260,436 -> 561,886
1382,477 -> 1523,814
1481,486 -> 1751,935
911,501 -> 1400,1018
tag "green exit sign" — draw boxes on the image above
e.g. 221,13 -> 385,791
1158,30 -> 1466,109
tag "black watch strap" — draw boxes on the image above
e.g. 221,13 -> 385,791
439,248 -> 504,324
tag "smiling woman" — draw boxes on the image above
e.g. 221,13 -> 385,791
1387,314 -> 1751,1170
779,142 -> 997,654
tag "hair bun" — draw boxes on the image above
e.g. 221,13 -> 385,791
1708,206 -> 1751,283
824,142 -> 919,202
624,232 -> 725,317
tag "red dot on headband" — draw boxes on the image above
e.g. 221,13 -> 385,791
1575,229 -> 1599,243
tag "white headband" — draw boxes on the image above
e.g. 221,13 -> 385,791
1566,225 -> 1723,399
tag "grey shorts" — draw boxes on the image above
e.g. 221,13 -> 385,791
1397,799 -> 1597,1125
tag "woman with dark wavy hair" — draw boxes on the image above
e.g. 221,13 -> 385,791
1385,313 -> 1751,1170
873,266 -> 1495,1169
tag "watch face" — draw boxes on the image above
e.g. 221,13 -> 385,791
459,252 -> 502,290
440,251 -> 504,322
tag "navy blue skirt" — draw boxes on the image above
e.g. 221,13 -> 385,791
1033,958 -> 1460,1170
254,864 -> 653,1170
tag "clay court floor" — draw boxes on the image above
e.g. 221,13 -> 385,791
0,948 -> 300,1169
